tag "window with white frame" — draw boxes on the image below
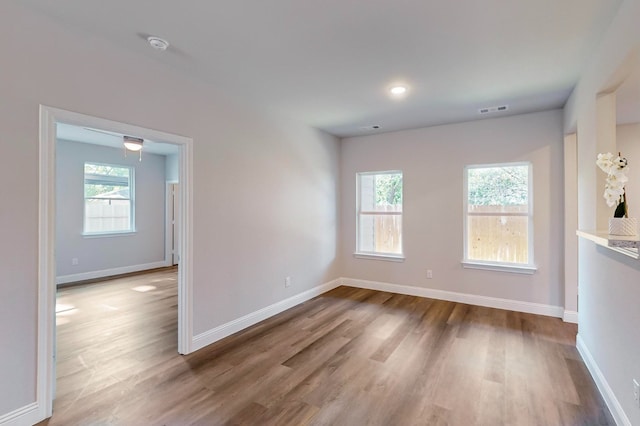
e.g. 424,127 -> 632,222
356,171 -> 403,257
84,162 -> 134,234
464,163 -> 534,271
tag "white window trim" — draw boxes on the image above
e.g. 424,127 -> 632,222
355,170 -> 404,258
353,252 -> 406,262
82,230 -> 137,238
462,161 -> 535,272
83,162 -> 135,235
461,260 -> 536,274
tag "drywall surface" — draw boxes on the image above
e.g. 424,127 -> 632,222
340,110 -> 564,307
166,153 -> 179,183
578,240 -> 640,426
55,140 -> 166,278
565,0 -> 640,423
0,2 -> 340,417
617,123 -> 640,218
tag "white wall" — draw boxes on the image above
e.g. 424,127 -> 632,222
617,123 -> 640,218
0,2 -> 340,418
55,140 -> 167,280
340,110 -> 565,308
564,0 -> 640,424
166,153 -> 179,183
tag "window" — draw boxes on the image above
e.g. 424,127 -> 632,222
84,163 -> 134,234
356,171 -> 403,259
463,163 -> 534,273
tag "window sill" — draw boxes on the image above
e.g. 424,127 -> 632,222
461,261 -> 536,275
354,253 -> 405,262
83,231 -> 137,238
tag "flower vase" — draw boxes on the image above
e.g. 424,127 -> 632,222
608,217 -> 638,236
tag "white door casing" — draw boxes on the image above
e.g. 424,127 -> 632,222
38,105 -> 194,421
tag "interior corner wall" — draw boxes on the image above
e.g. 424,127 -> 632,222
55,140 -> 167,280
0,2 -> 340,418
563,0 -> 640,424
340,109 -> 565,308
166,153 -> 179,183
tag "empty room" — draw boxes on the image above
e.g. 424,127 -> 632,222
1,1 -> 639,425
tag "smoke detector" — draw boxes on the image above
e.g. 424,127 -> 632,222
147,36 -> 170,51
360,125 -> 382,131
478,105 -> 508,114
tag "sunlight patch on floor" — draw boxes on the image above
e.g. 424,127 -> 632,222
56,303 -> 76,313
100,304 -> 119,311
131,285 -> 157,293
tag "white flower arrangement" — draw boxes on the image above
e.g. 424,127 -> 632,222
596,152 -> 629,217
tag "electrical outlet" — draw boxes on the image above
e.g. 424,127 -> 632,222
71,258 -> 79,266
634,378 -> 639,407
285,276 -> 291,288
427,270 -> 433,279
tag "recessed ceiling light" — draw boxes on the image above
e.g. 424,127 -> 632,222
390,86 -> 407,96
147,36 -> 170,51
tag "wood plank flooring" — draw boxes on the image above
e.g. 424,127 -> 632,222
38,270 -> 613,425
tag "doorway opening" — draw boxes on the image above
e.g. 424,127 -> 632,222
37,106 -> 194,419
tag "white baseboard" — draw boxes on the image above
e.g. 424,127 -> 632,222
341,278 -> 564,318
56,260 -> 170,285
563,310 -> 579,324
190,276 -> 567,354
0,402 -> 40,426
576,334 -> 631,426
191,278 -> 342,352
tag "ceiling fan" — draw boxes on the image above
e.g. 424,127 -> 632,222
83,127 -> 144,161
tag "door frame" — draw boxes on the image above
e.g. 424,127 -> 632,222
37,105 -> 194,419
165,182 -> 179,266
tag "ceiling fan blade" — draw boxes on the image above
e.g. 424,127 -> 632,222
82,127 -> 122,138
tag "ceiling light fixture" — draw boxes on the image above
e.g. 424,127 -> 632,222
147,36 -> 170,51
390,86 -> 408,96
123,136 -> 144,161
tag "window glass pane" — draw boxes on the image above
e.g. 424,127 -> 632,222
360,173 -> 403,212
84,162 -> 132,233
358,213 -> 375,252
467,165 -> 528,210
468,205 -> 528,214
357,171 -> 403,255
84,199 -> 131,233
374,174 -> 403,212
360,174 -> 376,211
85,182 -> 130,199
359,214 -> 402,254
467,215 -> 528,264
84,164 -> 130,199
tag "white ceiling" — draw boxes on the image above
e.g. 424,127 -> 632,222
23,0 -> 622,137
57,123 -> 179,156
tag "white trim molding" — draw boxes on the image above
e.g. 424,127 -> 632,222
56,261 -> 170,285
37,105 -> 194,424
190,276 -> 570,355
461,261 -> 537,275
192,279 -> 342,352
341,278 -> 564,318
563,310 -> 579,324
353,253 -> 405,262
0,403 -> 40,426
577,334 -> 631,426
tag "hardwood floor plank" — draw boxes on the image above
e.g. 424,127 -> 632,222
38,274 -> 613,425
